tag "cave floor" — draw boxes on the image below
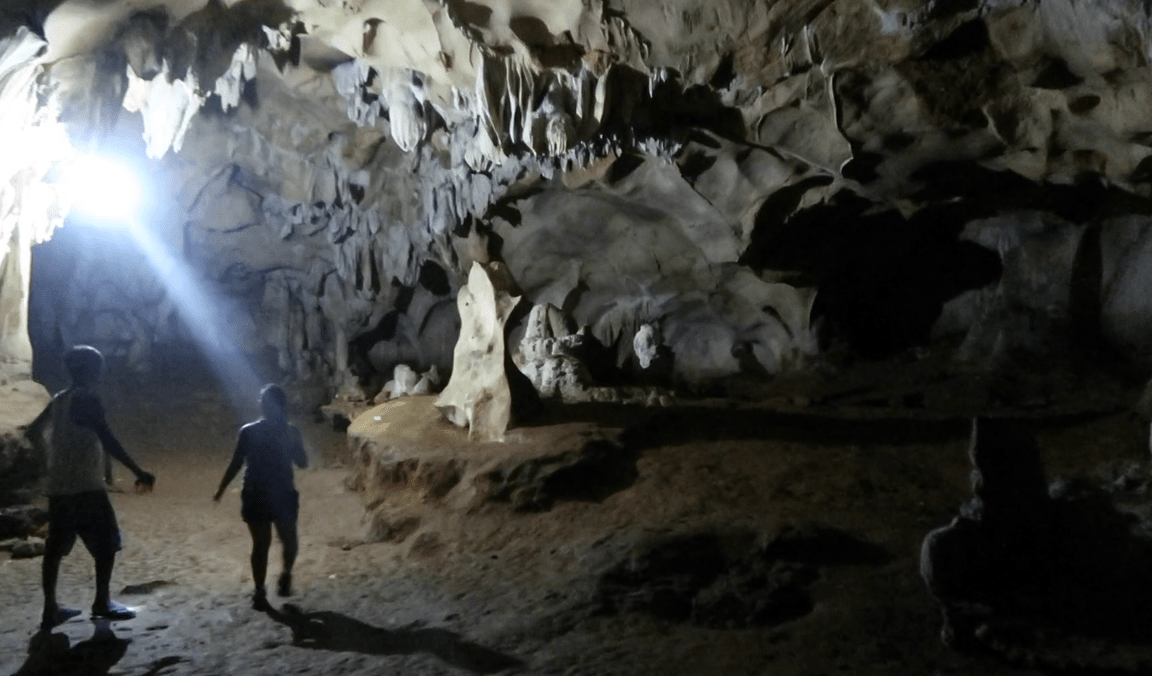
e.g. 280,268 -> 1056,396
2,348 -> 1149,676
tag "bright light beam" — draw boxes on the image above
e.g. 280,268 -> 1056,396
62,154 -> 267,418
62,155 -> 143,225
123,216 -> 266,419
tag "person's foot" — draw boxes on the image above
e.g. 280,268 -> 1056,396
91,600 -> 135,621
40,605 -> 82,631
277,572 -> 292,597
252,587 -> 271,611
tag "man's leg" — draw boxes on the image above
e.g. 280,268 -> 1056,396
41,550 -> 75,627
88,547 -> 135,619
82,493 -> 134,620
93,548 -> 114,609
40,499 -> 81,630
42,550 -> 61,609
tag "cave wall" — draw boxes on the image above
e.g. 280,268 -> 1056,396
2,0 -> 1152,398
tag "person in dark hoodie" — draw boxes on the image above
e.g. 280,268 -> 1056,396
214,383 -> 308,609
27,345 -> 155,631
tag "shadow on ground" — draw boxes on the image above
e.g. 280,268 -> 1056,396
264,604 -> 523,674
13,623 -> 129,676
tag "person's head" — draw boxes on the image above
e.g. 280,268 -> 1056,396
64,345 -> 104,387
260,383 -> 288,422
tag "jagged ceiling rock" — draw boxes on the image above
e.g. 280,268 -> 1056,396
0,0 -> 1152,401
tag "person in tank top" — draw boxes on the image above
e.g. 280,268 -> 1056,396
214,383 -> 308,609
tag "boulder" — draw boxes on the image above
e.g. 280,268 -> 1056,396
0,505 -> 48,539
596,525 -> 887,629
0,377 -> 51,507
345,396 -> 639,543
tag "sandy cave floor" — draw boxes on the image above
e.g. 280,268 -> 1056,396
2,348 -> 1151,676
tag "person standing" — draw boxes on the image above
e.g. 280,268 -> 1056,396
213,384 -> 307,609
27,345 -> 155,631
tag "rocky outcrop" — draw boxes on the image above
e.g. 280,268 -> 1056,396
921,418 -> 1152,671
513,302 -> 674,405
345,396 -> 638,542
1,0 -> 1152,402
375,363 -> 439,402
0,375 -> 50,507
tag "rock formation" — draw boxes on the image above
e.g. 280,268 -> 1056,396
0,2 -> 1145,454
434,261 -> 522,442
513,302 -> 673,405
345,395 -> 639,542
597,525 -> 889,630
921,417 -> 1152,670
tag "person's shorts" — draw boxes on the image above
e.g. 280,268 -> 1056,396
45,490 -> 122,558
241,487 -> 298,525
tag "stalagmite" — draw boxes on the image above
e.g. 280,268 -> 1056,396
435,261 -> 521,442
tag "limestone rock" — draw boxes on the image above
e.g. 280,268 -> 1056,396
514,303 -> 674,406
12,0 -> 1152,401
345,396 -> 639,542
597,526 -> 887,628
0,377 -> 50,507
921,418 -> 1152,665
374,363 -> 441,403
435,261 -> 522,442
9,537 -> 44,559
0,505 -> 47,539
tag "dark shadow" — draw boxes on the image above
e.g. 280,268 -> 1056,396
521,399 -> 1124,457
262,604 -> 523,674
741,184 -> 1005,358
617,405 -> 973,450
538,439 -> 640,506
13,624 -> 129,676
1032,55 -> 1083,89
918,18 -> 990,61
1069,221 -> 1104,351
0,0 -> 74,37
596,526 -> 889,629
607,153 -> 646,184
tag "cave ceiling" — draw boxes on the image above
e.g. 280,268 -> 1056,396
3,0 -> 1152,395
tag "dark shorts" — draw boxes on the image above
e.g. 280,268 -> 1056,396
46,490 -> 122,558
241,487 -> 298,525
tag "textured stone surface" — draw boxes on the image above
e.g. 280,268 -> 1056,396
921,418 -> 1152,670
434,261 -> 521,441
0,1 -> 1151,404
346,396 -> 638,541
0,375 -> 50,507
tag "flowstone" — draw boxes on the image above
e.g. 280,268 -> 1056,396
434,261 -> 525,442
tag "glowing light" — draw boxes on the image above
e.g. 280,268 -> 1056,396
62,155 -> 142,225
56,153 -> 265,416
124,215 -> 265,416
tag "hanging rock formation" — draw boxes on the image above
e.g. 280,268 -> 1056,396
0,1 -> 1148,404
